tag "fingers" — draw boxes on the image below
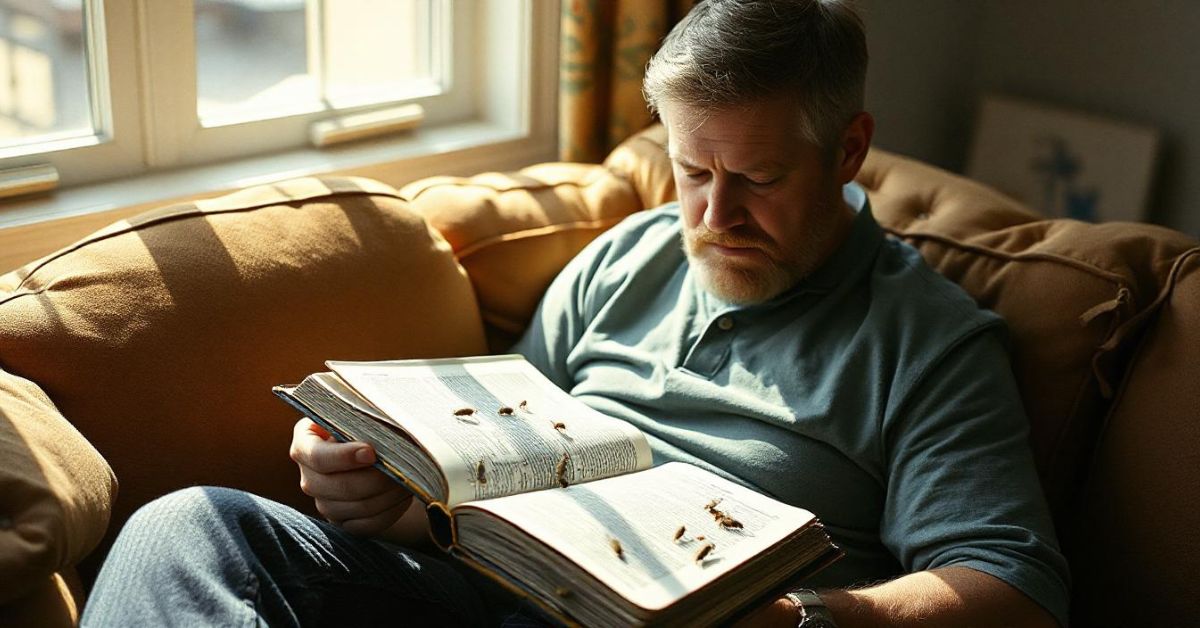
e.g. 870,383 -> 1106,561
315,486 -> 414,533
303,417 -> 331,440
289,417 -> 415,537
290,417 -> 376,474
336,497 -> 414,537
299,464 -> 399,502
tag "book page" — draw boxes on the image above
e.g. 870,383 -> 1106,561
329,356 -> 652,506
457,462 -> 818,612
310,372 -> 389,422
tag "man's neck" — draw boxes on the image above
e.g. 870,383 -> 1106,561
808,199 -> 859,276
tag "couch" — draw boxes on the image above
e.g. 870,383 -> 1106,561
1,124 -> 1196,626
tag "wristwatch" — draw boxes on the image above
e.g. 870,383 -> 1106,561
784,588 -> 839,628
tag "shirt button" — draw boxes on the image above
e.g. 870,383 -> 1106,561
717,316 -> 734,331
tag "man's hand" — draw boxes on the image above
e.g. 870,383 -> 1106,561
289,418 -> 414,537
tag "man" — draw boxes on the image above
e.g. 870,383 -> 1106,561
84,1 -> 1068,626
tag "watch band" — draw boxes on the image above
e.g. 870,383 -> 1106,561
784,588 -> 839,628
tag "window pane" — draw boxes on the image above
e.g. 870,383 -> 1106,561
196,0 -> 439,125
0,0 -> 92,150
196,0 -> 315,123
322,0 -> 437,107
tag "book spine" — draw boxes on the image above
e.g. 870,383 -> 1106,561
425,501 -> 457,551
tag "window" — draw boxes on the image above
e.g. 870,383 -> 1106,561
0,0 -> 143,187
0,0 -> 92,151
196,0 -> 440,124
0,0 -> 556,205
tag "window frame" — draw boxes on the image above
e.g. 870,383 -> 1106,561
142,0 -> 479,169
0,0 -> 147,184
0,0 -> 558,226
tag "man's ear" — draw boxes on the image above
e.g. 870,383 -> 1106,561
835,112 -> 875,184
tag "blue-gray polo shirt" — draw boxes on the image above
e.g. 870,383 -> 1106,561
512,183 -> 1070,624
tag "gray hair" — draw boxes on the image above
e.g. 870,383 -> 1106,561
643,0 -> 868,152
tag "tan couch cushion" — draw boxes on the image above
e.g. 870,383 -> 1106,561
0,367 -> 114,606
0,571 -> 82,627
602,124 -> 677,210
857,151 -> 1200,537
0,176 -> 487,580
401,163 -> 644,350
1073,251 -> 1200,625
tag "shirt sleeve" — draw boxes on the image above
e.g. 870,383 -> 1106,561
508,226 -> 620,391
880,327 -> 1071,626
510,207 -> 678,389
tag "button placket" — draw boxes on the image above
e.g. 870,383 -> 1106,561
679,313 -> 735,378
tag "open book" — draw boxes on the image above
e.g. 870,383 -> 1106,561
274,355 -> 841,626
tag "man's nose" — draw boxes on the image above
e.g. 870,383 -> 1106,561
704,177 -> 746,232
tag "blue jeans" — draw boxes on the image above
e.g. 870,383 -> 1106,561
82,487 -> 551,627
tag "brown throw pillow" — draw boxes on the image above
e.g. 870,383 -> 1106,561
0,368 -> 115,605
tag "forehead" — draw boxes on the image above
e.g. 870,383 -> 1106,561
661,96 -> 810,166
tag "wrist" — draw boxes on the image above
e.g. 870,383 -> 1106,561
785,588 -> 838,628
377,494 -> 427,546
809,589 -> 878,628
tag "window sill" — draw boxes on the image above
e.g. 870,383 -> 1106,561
0,117 -> 557,231
0,116 -> 558,273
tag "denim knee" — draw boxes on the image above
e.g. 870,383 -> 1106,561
121,486 -> 257,543
83,487 -> 272,627
94,487 -> 499,626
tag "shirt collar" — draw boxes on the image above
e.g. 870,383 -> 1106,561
796,181 -> 884,295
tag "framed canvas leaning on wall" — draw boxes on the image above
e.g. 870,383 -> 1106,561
966,95 -> 1159,223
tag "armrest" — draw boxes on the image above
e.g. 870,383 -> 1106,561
0,368 -> 116,605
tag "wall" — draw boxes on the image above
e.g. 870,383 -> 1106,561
860,0 -> 1200,236
859,2 -> 983,175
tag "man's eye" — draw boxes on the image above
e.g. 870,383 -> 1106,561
747,176 -> 778,186
684,170 -> 709,179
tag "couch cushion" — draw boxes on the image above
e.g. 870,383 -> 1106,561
857,150 -> 1200,539
0,571 -> 81,628
400,163 -> 644,350
0,176 -> 486,579
1073,251 -> 1200,625
602,124 -> 677,210
0,366 -> 114,605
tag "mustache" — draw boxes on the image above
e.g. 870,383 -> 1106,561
689,228 -> 774,252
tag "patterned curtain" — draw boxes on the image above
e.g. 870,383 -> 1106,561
559,0 -> 695,162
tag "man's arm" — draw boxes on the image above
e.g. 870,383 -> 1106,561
877,327 -> 1069,625
742,328 -> 1070,627
819,566 -> 1058,627
738,566 -> 1057,627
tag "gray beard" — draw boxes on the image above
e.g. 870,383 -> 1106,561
681,200 -> 847,305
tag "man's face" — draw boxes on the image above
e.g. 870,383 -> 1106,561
663,95 -> 850,305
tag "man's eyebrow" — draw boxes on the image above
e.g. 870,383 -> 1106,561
667,151 -> 784,175
742,161 -> 786,175
667,150 -> 701,169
